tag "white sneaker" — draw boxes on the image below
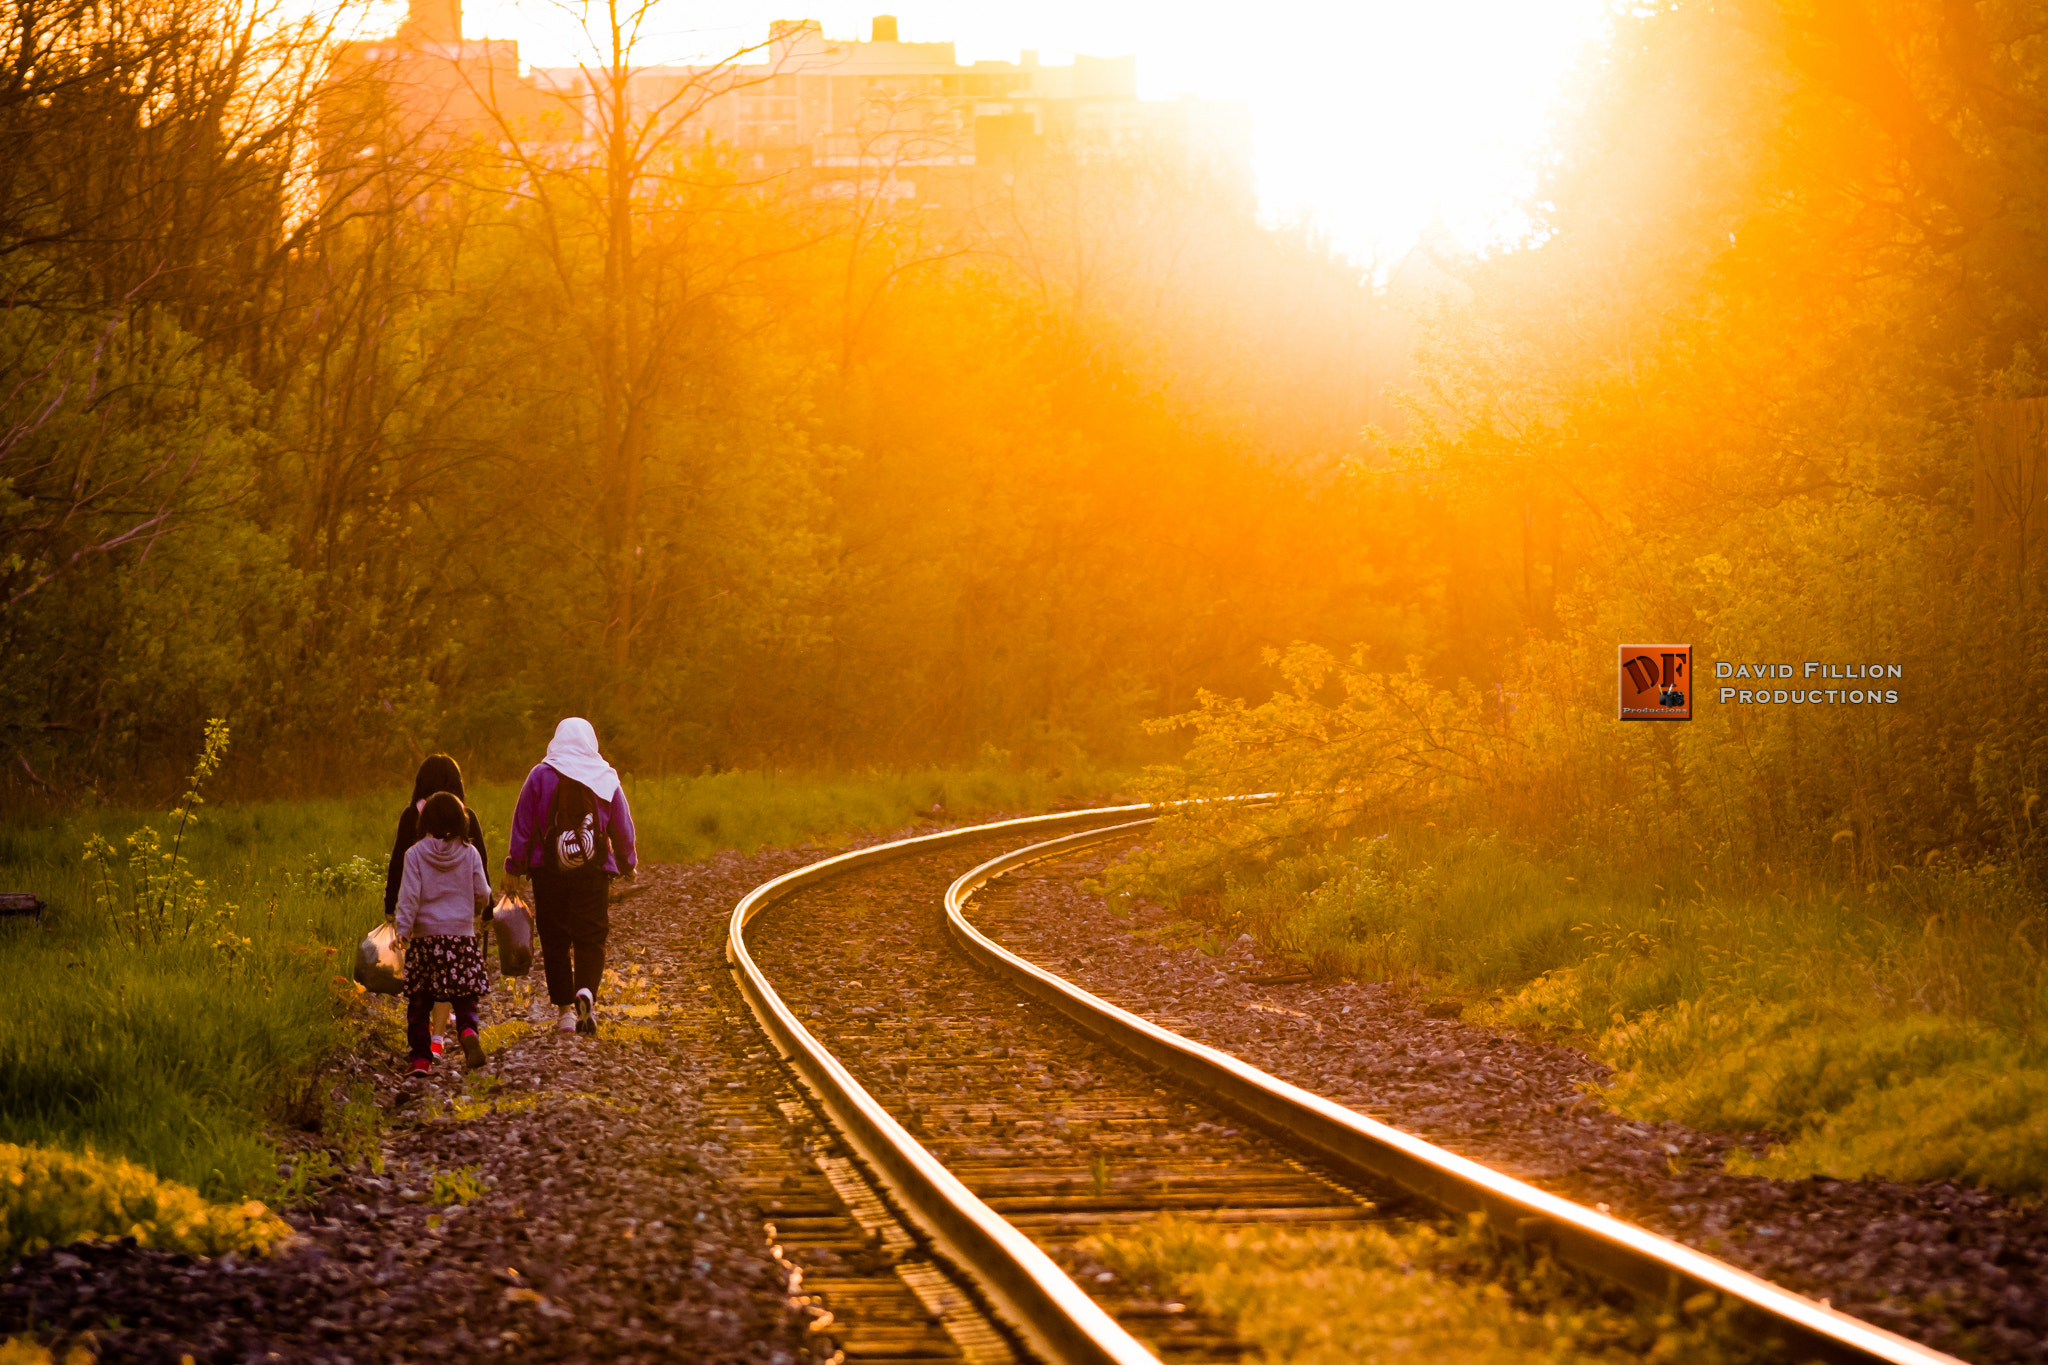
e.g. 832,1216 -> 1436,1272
556,1007 -> 578,1033
575,988 -> 598,1037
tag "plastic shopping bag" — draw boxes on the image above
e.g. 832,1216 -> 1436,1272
492,894 -> 534,978
353,920 -> 404,996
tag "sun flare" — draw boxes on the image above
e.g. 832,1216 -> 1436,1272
447,0 -> 1613,261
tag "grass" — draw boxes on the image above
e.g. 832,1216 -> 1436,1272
1112,827 -> 2048,1191
621,765 -> 1117,862
0,867 -> 371,1201
1083,1215 -> 1765,1363
324,1081 -> 386,1174
0,756 -> 1125,1223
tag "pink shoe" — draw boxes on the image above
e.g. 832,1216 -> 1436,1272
410,1057 -> 431,1075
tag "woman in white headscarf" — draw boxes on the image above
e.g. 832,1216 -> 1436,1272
504,718 -> 638,1036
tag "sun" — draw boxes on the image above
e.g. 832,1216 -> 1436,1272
454,0 -> 1612,264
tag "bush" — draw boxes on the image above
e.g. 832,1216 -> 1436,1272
299,855 -> 382,897
1598,1001 -> 1996,1131
0,1142 -> 289,1266
1733,1065 -> 2048,1191
1255,840 -> 1445,980
0,1337 -> 92,1365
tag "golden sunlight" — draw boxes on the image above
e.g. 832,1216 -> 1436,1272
11,0 -> 2048,1345
456,0 -> 1614,261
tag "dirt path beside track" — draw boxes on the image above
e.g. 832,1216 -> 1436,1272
2,837 -> 973,1365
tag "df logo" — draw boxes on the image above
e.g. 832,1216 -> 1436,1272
1618,645 -> 1692,721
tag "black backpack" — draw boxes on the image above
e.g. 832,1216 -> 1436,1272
544,776 -> 610,874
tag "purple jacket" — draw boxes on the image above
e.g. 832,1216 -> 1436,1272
506,763 -> 637,876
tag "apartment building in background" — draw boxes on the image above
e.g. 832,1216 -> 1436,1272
321,0 -> 555,162
323,0 -> 1253,211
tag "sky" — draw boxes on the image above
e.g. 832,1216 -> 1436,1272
437,0 -> 1616,266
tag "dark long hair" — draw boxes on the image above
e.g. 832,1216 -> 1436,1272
409,753 -> 465,806
419,791 -> 470,842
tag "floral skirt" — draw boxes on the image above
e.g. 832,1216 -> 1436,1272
404,932 -> 492,1001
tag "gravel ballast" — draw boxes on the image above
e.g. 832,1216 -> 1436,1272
9,815 -> 2043,1365
969,839 -> 2048,1365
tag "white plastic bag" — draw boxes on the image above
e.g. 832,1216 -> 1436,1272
353,920 -> 404,995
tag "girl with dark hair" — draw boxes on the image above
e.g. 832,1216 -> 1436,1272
385,754 -> 491,1055
385,755 -> 490,916
395,791 -> 493,1074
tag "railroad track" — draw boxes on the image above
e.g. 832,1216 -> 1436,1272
727,807 -> 1966,1365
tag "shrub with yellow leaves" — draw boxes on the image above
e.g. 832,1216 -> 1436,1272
1,1142 -> 290,1267
0,1335 -> 95,1365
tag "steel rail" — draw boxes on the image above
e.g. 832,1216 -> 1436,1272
725,805 -> 1162,1365
943,819 -> 1967,1365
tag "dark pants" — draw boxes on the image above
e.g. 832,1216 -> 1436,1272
533,867 -> 609,1007
408,994 -> 478,1061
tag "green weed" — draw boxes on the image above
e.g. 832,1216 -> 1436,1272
325,1083 -> 384,1174
290,854 -> 382,898
448,1091 -> 541,1122
442,1072 -> 531,1122
274,1149 -> 338,1206
430,1164 -> 487,1205
477,1020 -> 533,1054
78,719 -> 235,953
0,728 -> 392,1200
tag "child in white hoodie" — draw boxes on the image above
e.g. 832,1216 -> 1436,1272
396,791 -> 494,1073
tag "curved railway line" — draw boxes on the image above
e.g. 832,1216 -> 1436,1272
728,806 -> 1967,1365
1,805 -> 2025,1365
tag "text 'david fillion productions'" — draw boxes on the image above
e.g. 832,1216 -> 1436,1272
1618,645 -> 1903,720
